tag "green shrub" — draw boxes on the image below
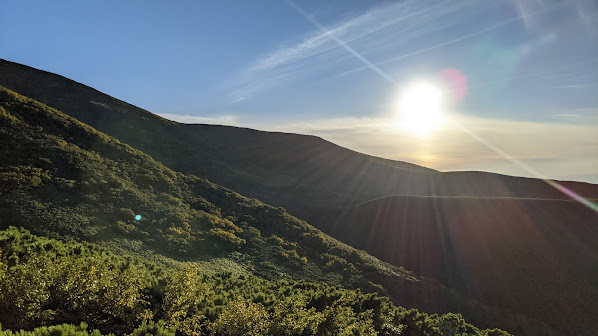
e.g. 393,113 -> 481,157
210,297 -> 270,336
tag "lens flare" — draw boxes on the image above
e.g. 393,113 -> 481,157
438,68 -> 468,103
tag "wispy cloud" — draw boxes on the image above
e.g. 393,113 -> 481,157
228,0 -> 575,102
229,0 -> 500,101
551,84 -> 586,89
249,0 -> 446,74
553,113 -> 582,118
158,113 -> 239,126
552,109 -> 598,121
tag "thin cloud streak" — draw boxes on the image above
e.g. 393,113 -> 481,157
335,14 -> 525,79
229,0 -> 573,101
285,0 -> 396,84
467,56 -> 598,90
249,0 -> 447,74
551,85 -> 586,89
336,1 -> 567,79
230,0 -> 476,101
158,113 -> 239,126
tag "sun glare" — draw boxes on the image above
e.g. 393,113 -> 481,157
396,82 -> 445,138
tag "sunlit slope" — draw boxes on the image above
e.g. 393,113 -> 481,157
332,195 -> 598,336
3,59 -> 596,225
0,85 -> 415,289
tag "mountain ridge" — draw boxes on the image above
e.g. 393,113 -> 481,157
2,59 -> 597,211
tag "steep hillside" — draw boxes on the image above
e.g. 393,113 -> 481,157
0,85 -> 415,293
0,86 -> 526,335
0,59 -> 432,217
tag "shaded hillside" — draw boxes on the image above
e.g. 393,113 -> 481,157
2,59 -> 597,226
0,85 -> 415,295
332,195 -> 598,336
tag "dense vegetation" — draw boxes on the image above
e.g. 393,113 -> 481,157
0,226 -> 512,336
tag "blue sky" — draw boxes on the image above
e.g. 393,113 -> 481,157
2,0 -> 597,183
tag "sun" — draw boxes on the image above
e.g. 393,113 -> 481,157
395,82 -> 445,138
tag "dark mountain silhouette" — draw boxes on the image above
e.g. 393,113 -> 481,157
2,59 -> 598,335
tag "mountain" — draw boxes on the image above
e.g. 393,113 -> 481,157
0,86 -> 518,336
2,59 -> 598,335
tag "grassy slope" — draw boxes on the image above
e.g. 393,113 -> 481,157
0,86 -> 464,322
0,59 -> 433,218
0,85 -> 417,288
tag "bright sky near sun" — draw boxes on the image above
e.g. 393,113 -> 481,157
1,0 -> 597,183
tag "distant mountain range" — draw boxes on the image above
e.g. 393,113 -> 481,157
2,59 -> 598,335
